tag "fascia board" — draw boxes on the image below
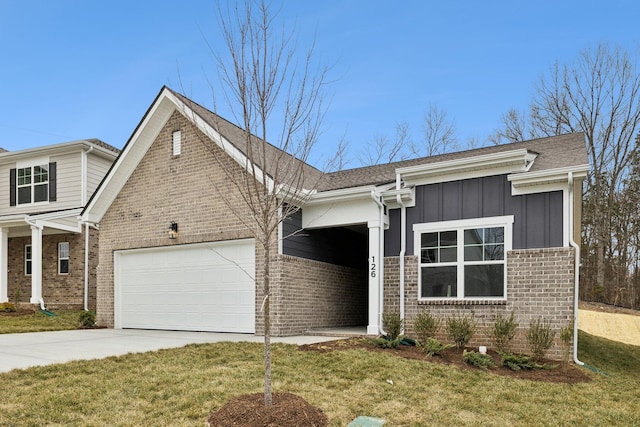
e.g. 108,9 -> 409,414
397,149 -> 533,182
81,89 -> 177,223
305,185 -> 377,205
177,98 -> 275,192
34,219 -> 81,233
30,208 -> 83,221
0,141 -> 117,164
508,164 -> 590,195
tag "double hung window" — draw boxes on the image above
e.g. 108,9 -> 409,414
414,216 -> 513,300
25,245 -> 32,276
17,165 -> 49,204
59,242 -> 70,274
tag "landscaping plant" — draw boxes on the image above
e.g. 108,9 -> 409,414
382,311 -> 404,340
446,313 -> 476,349
560,320 -> 574,373
0,302 -> 16,312
420,337 -> 454,357
13,286 -> 21,310
78,311 -> 97,328
462,350 -> 495,370
526,317 -> 556,360
491,311 -> 518,353
413,309 -> 441,342
500,353 -> 556,371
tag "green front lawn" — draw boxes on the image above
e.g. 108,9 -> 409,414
0,310 -> 84,334
0,331 -> 638,426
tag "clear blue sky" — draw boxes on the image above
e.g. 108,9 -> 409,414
1,0 -> 638,167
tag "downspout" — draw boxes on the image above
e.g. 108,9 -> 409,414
396,174 -> 406,333
371,190 -> 386,336
84,222 -> 89,311
568,172 -> 585,366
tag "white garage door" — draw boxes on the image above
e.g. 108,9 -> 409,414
114,239 -> 255,333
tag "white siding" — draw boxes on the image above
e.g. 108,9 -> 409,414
87,153 -> 113,200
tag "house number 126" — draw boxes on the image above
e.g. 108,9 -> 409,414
370,256 -> 376,278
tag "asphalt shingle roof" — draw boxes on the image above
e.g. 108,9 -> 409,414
169,88 -> 588,192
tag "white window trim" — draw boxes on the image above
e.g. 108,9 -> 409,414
25,244 -> 32,276
58,242 -> 69,275
413,215 -> 514,301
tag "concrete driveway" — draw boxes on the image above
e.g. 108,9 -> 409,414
0,329 -> 340,373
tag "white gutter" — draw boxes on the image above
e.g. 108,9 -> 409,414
568,172 -> 585,366
371,190 -> 386,336
395,174 -> 406,332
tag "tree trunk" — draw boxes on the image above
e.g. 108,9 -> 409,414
263,242 -> 272,406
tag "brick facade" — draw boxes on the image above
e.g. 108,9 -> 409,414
96,110 -> 365,335
8,227 -> 99,310
384,247 -> 575,360
269,254 -> 367,335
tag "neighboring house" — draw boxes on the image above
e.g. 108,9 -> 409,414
81,86 -> 589,359
0,140 -> 119,309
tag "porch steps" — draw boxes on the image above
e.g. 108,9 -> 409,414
305,327 -> 368,337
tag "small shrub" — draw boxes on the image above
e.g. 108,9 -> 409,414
413,310 -> 441,342
0,302 -> 16,312
446,313 -> 476,349
501,353 -> 536,371
526,317 -> 556,360
78,311 -> 96,328
491,311 -> 518,353
382,311 -> 403,340
463,350 -> 495,370
370,335 -> 404,349
560,320 -> 574,373
501,353 -> 557,371
13,286 -> 21,309
420,337 -> 454,357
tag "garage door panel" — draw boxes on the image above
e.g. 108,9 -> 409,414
115,239 -> 255,333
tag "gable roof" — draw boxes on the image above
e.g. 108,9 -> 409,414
82,86 -> 589,223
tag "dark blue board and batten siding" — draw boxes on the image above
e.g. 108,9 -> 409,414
282,210 -> 368,269
385,174 -> 564,256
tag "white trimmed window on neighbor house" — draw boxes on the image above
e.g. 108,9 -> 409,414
25,244 -> 32,276
58,242 -> 69,274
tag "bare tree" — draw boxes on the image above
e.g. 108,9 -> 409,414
359,122 -> 411,166
491,43 -> 640,308
415,103 -> 457,156
201,0 -> 331,405
488,108 -> 530,145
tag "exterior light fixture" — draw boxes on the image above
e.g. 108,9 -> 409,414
169,222 -> 179,239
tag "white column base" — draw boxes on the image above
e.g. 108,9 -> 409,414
0,228 -> 7,303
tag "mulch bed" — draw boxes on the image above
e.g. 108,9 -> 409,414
299,337 -> 592,384
0,308 -> 37,316
208,337 -> 591,427
207,392 -> 327,427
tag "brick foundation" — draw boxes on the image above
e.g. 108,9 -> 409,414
384,247 -> 575,360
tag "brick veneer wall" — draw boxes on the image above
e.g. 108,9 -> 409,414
8,228 -> 98,310
384,247 -> 575,360
96,110 -> 263,328
268,254 -> 367,336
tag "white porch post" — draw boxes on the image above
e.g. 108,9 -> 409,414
0,228 -> 8,302
367,221 -> 381,335
30,225 -> 43,304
